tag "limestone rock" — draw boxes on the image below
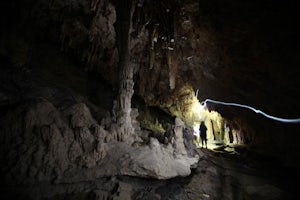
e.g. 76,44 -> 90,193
0,96 -> 199,186
174,117 -> 187,155
119,138 -> 199,179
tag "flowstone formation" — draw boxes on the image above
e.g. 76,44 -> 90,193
0,62 -> 199,198
0,95 -> 198,182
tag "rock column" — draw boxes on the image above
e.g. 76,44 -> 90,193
115,0 -> 135,143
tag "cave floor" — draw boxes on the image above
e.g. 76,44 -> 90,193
3,143 -> 298,200
186,147 -> 296,200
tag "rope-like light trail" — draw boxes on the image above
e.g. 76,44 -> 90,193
201,98 -> 300,123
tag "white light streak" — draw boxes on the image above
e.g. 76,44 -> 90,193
201,98 -> 300,123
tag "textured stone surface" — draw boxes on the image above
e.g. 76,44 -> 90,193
0,0 -> 300,199
0,96 -> 198,184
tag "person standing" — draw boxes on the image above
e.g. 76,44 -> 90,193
199,121 -> 207,148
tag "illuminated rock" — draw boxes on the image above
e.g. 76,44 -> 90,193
118,138 -> 199,179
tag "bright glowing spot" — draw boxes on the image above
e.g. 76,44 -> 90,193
193,124 -> 200,134
202,98 -> 300,123
188,91 -> 209,125
193,123 -> 200,147
191,100 -> 205,121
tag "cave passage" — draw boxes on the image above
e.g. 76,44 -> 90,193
1,0 -> 300,199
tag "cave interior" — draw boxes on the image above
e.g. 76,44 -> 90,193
0,0 -> 300,199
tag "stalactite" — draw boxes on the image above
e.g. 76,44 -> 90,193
149,26 -> 158,69
60,20 -> 86,52
167,50 -> 177,90
232,129 -> 243,144
210,119 -> 216,140
87,1 -> 103,65
90,0 -> 103,11
224,124 -> 230,144
87,0 -> 116,68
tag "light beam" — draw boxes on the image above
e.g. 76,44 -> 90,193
201,98 -> 300,123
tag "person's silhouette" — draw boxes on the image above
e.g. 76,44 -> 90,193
199,121 -> 207,148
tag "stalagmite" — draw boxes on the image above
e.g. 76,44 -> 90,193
117,63 -> 135,142
174,117 -> 187,155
